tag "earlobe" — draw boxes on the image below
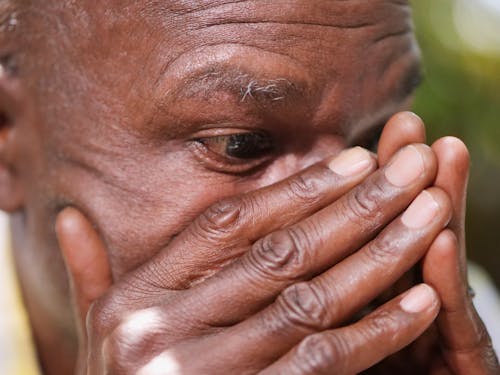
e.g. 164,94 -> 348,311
0,62 -> 24,212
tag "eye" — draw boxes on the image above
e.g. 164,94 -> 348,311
189,131 -> 275,173
198,132 -> 274,159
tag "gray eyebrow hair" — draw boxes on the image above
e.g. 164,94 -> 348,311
174,66 -> 305,105
0,2 -> 17,31
0,2 -> 21,76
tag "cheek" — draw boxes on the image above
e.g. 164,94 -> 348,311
80,168 -> 240,279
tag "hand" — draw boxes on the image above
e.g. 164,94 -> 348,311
57,116 -> 451,374
365,112 -> 500,374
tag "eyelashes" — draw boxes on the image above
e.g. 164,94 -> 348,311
195,132 -> 274,160
189,131 -> 276,173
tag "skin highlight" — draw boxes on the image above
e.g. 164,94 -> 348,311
0,1 -> 497,374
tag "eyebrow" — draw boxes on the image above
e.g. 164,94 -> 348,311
0,2 -> 17,32
170,65 -> 307,106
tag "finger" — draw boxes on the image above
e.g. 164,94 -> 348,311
260,284 -> 440,375
185,187 -> 450,367
135,147 -> 377,289
171,144 -> 438,325
377,111 -> 426,166
55,207 -> 113,334
375,111 -> 427,304
423,230 -> 499,374
431,137 -> 469,266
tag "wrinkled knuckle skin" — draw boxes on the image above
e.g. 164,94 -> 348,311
249,228 -> 310,281
277,282 -> 330,331
294,333 -> 349,375
195,197 -> 242,239
285,171 -> 325,205
87,293 -> 133,340
365,310 -> 400,341
363,230 -> 401,267
344,179 -> 385,227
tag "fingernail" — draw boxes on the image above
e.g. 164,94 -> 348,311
400,284 -> 436,313
329,147 -> 373,177
385,146 -> 425,187
401,190 -> 439,228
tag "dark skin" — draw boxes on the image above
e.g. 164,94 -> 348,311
0,0 -> 498,374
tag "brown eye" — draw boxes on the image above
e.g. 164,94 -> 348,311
195,132 -> 274,160
189,131 -> 276,173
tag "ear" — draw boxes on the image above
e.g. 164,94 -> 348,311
0,60 -> 24,212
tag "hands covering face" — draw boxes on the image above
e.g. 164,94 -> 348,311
55,112 -> 499,375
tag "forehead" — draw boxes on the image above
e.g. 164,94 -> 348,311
22,0 -> 419,143
66,0 -> 415,71
20,0 -> 417,79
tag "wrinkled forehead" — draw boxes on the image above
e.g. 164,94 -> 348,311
8,0 -> 416,74
135,0 -> 411,29
12,0 -> 416,83
13,0 -> 419,145
28,0 -> 413,63
93,0 -> 411,25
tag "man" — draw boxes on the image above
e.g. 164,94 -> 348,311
0,0 -> 498,374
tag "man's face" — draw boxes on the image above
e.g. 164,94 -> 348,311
12,0 -> 420,333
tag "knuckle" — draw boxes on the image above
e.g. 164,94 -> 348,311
102,332 -> 126,369
363,231 -> 400,266
249,227 -> 311,281
87,293 -> 131,337
285,172 -> 324,205
344,180 -> 385,226
195,197 -> 242,238
364,310 -> 399,340
295,333 -> 350,374
277,282 -> 330,331
103,309 -> 166,371
102,333 -> 137,374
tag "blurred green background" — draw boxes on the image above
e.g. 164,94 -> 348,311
412,0 -> 500,287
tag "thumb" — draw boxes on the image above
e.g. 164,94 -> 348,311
55,207 -> 113,335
